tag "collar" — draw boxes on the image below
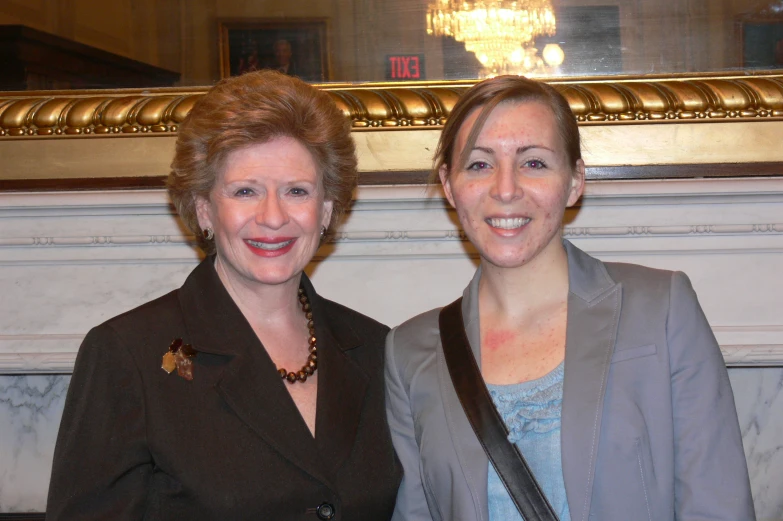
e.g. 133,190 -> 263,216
563,240 -> 617,304
177,256 -> 361,356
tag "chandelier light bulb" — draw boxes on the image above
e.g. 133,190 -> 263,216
542,43 -> 565,66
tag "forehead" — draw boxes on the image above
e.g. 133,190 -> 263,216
218,137 -> 318,182
459,100 -> 559,147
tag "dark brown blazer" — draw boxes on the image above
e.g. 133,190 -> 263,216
47,257 -> 401,520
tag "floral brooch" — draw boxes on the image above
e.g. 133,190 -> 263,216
161,338 -> 197,381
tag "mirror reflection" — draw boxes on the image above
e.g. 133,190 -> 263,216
1,0 -> 782,91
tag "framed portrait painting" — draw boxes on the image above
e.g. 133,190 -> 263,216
219,19 -> 330,82
736,14 -> 783,69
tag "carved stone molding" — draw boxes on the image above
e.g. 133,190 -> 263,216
1,221 -> 782,251
1,73 -> 782,138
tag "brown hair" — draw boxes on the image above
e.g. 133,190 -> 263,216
433,75 -> 581,182
168,70 -> 357,254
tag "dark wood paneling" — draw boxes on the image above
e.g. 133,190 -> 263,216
0,25 -> 180,91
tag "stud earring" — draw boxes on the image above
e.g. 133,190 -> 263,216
320,226 -> 326,240
203,227 -> 214,241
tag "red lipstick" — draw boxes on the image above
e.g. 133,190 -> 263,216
244,237 -> 296,257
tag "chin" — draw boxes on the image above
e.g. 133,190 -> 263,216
236,258 -> 302,287
477,246 -> 530,268
248,269 -> 301,287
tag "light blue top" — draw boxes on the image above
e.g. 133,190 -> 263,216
486,362 -> 571,521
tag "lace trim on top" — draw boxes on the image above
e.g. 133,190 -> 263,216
486,361 -> 565,443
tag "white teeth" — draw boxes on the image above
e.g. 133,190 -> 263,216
487,217 -> 530,230
247,239 -> 294,250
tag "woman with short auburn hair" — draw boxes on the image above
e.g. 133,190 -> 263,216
168,69 -> 357,253
47,70 -> 401,521
386,75 -> 754,521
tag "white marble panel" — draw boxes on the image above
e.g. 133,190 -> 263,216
729,368 -> 783,521
0,375 -> 67,512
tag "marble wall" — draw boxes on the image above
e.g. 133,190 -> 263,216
731,368 -> 783,520
1,179 -> 782,518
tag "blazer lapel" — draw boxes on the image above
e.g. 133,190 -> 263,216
178,258 -> 330,486
439,268 -> 491,521
308,275 -> 370,476
561,241 -> 622,521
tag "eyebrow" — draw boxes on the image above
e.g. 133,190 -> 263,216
470,144 -> 555,155
222,177 -> 317,186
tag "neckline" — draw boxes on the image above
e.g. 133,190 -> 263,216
485,360 -> 565,393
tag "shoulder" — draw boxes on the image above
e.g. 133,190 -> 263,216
569,241 -> 696,321
604,261 -> 678,294
567,240 -> 679,304
70,289 -> 187,394
603,261 -> 699,305
97,289 -> 183,338
316,297 -> 391,374
603,261 -> 696,323
82,289 -> 186,365
391,307 -> 441,345
318,296 -> 390,338
386,307 -> 442,371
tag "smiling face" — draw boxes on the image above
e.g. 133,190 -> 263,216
440,101 -> 584,271
195,136 -> 333,291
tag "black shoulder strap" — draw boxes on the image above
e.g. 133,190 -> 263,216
439,297 -> 560,521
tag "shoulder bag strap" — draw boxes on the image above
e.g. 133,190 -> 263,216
439,297 -> 560,521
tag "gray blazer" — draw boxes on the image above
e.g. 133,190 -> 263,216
385,241 -> 755,521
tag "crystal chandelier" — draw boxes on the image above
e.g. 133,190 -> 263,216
426,0 -> 558,76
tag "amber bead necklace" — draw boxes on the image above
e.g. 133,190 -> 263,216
277,287 -> 317,384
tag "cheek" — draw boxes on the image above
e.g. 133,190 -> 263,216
456,205 -> 482,231
215,204 -> 244,230
293,202 -> 326,230
535,181 -> 572,217
451,182 -> 483,218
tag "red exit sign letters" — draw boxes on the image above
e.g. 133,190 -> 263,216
385,54 -> 425,80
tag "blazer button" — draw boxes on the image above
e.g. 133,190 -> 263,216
316,502 -> 335,520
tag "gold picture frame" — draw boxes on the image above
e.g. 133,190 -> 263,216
1,72 -> 782,189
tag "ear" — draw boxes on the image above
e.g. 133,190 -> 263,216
194,195 -> 214,232
321,199 -> 334,229
439,164 -> 457,208
566,159 -> 586,207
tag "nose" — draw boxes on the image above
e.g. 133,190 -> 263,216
255,192 -> 288,229
489,162 -> 522,203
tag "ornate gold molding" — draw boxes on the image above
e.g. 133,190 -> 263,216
1,73 -> 782,138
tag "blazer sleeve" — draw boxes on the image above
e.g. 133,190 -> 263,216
385,327 -> 436,521
667,272 -> 756,520
46,324 -> 152,520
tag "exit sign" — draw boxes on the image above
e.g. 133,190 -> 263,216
385,54 -> 425,80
